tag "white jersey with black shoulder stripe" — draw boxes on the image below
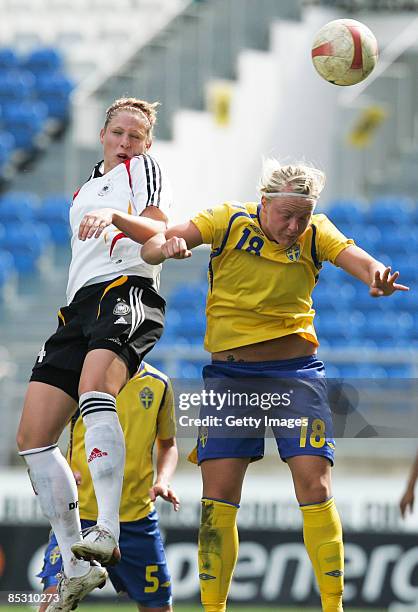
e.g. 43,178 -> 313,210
66,155 -> 172,304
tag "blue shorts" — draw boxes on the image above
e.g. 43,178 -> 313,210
37,511 -> 171,607
196,356 -> 335,465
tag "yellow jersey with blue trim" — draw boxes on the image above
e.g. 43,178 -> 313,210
67,363 -> 176,522
191,201 -> 354,353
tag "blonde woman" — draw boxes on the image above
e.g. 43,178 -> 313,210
87,159 -> 408,612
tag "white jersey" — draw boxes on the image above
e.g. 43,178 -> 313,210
66,155 -> 172,304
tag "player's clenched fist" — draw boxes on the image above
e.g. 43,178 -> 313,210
161,236 -> 192,260
78,208 -> 115,241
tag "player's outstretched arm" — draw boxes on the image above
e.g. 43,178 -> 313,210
400,451 -> 418,518
78,206 -> 166,242
334,245 -> 409,297
141,221 -> 204,265
149,438 -> 180,511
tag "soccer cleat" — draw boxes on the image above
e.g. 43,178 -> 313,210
71,524 -> 121,566
45,564 -> 107,611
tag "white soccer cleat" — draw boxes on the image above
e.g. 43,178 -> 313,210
45,564 -> 108,611
71,524 -> 121,566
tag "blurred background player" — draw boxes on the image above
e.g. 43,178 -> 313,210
130,159 -> 407,612
400,449 -> 418,518
16,97 -> 173,608
38,360 -> 178,612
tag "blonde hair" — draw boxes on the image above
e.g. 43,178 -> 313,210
258,158 -> 326,200
104,97 -> 160,141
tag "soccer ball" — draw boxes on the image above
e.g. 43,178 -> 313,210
311,19 -> 378,86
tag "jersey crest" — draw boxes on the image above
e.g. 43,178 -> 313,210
113,299 -> 131,316
139,386 -> 154,409
97,180 -> 113,197
286,243 -> 301,261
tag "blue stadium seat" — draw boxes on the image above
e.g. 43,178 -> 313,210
36,195 -> 70,243
379,226 -> 415,256
21,47 -> 63,76
0,70 -> 35,104
320,261 -> 343,284
2,101 -> 48,151
323,363 -> 341,378
36,73 -> 74,121
313,281 -> 355,309
0,246 -> 15,288
342,337 -> 377,349
327,199 -> 365,226
352,224 -> 381,253
0,48 -> 19,71
366,196 -> 413,226
396,258 -> 418,284
337,363 -> 361,378
0,221 -> 51,273
164,308 -> 182,333
0,131 -> 15,170
170,282 -> 206,310
0,191 -> 39,223
178,361 -> 202,378
356,364 -> 388,379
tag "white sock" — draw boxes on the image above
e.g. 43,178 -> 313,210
20,446 -> 90,578
80,391 -> 125,540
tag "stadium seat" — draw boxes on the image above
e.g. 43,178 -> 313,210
0,221 -> 51,273
2,101 -> 48,151
0,69 -> 35,105
36,72 -> 74,120
0,48 -> 19,71
366,196 -> 413,226
36,194 -> 70,243
356,364 -> 388,379
170,283 -> 206,311
0,247 -> 15,289
327,198 -> 366,225
178,360 -> 202,378
337,363 -> 361,378
21,47 -> 63,75
379,226 -> 415,256
179,311 -> 205,338
0,131 -> 15,171
164,308 -> 182,333
352,224 -> 381,253
0,191 -> 40,223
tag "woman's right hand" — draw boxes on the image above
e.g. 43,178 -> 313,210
161,236 -> 192,260
78,208 -> 115,241
400,487 -> 415,518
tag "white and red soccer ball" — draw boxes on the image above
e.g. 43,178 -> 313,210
311,19 -> 378,86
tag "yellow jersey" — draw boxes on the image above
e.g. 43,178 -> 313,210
67,363 -> 176,522
192,202 -> 354,353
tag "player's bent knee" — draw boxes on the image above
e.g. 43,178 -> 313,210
16,425 -> 55,452
78,379 -> 121,398
301,481 -> 330,504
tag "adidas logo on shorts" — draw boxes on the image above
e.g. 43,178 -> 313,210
88,448 -> 109,463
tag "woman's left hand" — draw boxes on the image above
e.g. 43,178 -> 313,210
369,267 -> 409,297
78,208 -> 115,240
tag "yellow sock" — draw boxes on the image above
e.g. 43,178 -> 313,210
300,497 -> 344,612
198,497 -> 239,612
